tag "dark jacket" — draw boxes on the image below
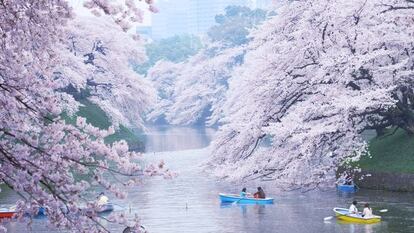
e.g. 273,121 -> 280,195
254,190 -> 266,198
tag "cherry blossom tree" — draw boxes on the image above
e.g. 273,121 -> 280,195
84,0 -> 158,31
134,34 -> 202,75
0,0 -> 163,232
61,15 -> 156,128
207,0 -> 414,189
165,45 -> 245,126
147,6 -> 267,126
146,60 -> 182,123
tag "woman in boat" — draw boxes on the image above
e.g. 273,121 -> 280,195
240,188 -> 248,198
362,203 -> 373,218
349,200 -> 358,215
253,187 -> 266,199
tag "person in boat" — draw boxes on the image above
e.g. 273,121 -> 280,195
240,188 -> 248,198
362,203 -> 373,218
97,192 -> 109,206
253,187 -> 266,199
349,200 -> 359,215
344,174 -> 353,185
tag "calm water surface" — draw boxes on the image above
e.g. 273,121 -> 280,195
3,127 -> 414,233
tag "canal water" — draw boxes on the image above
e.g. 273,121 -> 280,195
3,126 -> 414,232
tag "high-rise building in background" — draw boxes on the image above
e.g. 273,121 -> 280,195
252,0 -> 273,9
150,0 -> 252,40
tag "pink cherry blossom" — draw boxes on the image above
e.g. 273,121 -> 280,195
207,0 -> 414,189
0,0 -> 163,232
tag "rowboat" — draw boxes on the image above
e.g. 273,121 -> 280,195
37,207 -> 46,216
81,202 -> 115,215
0,208 -> 15,218
219,193 -> 274,204
333,208 -> 381,224
337,184 -> 357,193
25,207 -> 46,216
97,203 -> 114,213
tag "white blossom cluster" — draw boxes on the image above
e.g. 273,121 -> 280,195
0,0 -> 164,232
205,0 -> 414,188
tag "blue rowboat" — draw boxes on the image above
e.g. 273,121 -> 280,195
337,184 -> 357,193
219,193 -> 274,204
37,207 -> 46,215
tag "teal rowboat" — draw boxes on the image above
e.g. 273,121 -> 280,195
219,193 -> 274,204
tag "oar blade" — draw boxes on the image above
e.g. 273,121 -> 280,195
232,200 -> 240,205
379,209 -> 388,213
324,216 -> 334,221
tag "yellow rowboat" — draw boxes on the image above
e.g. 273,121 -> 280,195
333,208 -> 381,224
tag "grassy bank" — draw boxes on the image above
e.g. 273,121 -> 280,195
63,99 -> 144,151
358,129 -> 414,174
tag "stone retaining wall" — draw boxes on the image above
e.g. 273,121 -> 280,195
355,170 -> 414,192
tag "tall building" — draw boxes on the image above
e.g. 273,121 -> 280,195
151,0 -> 250,39
252,0 -> 273,9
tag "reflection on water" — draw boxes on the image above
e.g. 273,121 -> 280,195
143,125 -> 215,152
130,148 -> 413,233
2,127 -> 414,233
335,221 -> 379,233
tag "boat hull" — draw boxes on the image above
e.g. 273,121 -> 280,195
37,207 -> 46,216
0,211 -> 15,218
219,193 -> 274,204
98,203 -> 114,213
337,185 -> 357,193
333,208 -> 381,224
